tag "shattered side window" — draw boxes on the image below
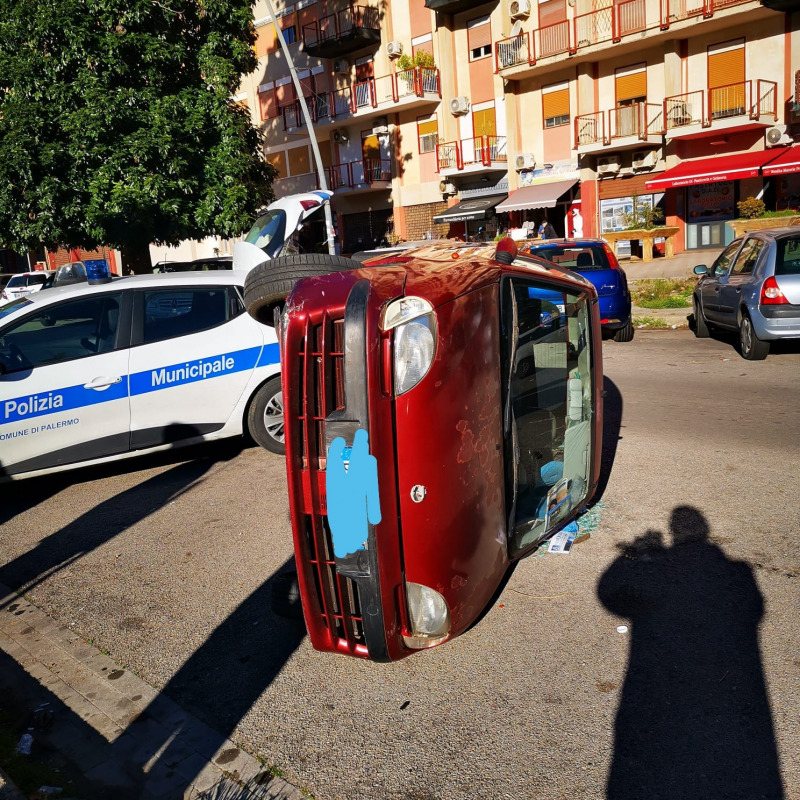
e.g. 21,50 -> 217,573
502,278 -> 594,557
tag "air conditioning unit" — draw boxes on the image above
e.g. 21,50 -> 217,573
597,154 -> 621,175
632,149 -> 657,170
387,40 -> 403,59
439,180 -> 457,195
449,96 -> 470,116
510,0 -> 531,19
332,128 -> 350,145
766,126 -> 792,147
515,153 -> 536,171
333,59 -> 350,75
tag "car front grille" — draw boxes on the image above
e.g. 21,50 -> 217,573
292,314 -> 366,650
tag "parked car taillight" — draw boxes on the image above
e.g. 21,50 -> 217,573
760,276 -> 788,305
602,244 -> 619,269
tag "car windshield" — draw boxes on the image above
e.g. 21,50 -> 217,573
501,278 -> 594,557
244,209 -> 288,260
0,298 -> 32,319
6,275 -> 28,288
775,236 -> 800,275
529,244 -> 611,270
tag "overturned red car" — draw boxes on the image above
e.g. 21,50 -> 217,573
244,239 -> 603,661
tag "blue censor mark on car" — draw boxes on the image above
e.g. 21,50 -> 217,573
326,428 -> 381,559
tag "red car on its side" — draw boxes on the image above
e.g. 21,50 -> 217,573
244,239 -> 604,661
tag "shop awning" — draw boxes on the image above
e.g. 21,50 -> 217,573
762,145 -> 800,177
645,150 -> 781,191
432,195 -> 506,224
495,180 -> 578,212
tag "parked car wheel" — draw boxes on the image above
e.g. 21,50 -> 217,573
739,311 -> 769,360
612,319 -> 634,342
247,375 -> 286,454
244,254 -> 359,326
692,296 -> 710,338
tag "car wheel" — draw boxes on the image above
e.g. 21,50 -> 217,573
739,311 -> 769,361
693,296 -> 710,338
612,319 -> 634,342
243,254 -> 360,327
271,571 -> 305,620
248,375 -> 286,454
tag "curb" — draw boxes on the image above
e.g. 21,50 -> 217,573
0,586 -> 307,800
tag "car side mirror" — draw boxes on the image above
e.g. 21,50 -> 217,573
693,265 -> 708,275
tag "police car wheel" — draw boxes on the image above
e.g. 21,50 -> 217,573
248,375 -> 286,455
243,254 -> 360,327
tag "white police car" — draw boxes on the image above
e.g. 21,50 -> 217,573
0,269 -> 283,482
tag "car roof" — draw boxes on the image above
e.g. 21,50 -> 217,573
2,271 -> 244,319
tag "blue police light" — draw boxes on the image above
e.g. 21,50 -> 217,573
84,259 -> 112,285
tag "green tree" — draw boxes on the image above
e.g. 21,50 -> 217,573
0,0 -> 276,272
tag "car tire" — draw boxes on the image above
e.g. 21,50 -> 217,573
612,319 -> 634,342
271,571 -> 305,620
693,296 -> 710,338
243,254 -> 360,326
247,375 -> 286,455
739,311 -> 769,361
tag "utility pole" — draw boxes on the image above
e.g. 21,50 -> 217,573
263,0 -> 337,255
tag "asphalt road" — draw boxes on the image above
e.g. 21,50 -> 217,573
2,330 -> 799,800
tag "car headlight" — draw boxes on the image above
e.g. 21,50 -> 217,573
380,297 -> 437,395
403,582 -> 451,649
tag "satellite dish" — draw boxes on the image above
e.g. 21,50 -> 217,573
509,20 -> 523,38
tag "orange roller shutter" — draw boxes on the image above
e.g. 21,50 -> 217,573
543,88 -> 569,120
616,69 -> 647,103
468,21 -> 491,51
708,45 -> 744,88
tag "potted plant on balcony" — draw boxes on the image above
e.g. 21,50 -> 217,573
727,196 -> 800,236
396,50 -> 436,96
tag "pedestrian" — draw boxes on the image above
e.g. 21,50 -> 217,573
571,207 -> 584,238
538,219 -> 556,239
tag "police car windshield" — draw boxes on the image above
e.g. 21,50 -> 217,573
0,298 -> 32,319
244,210 -> 287,260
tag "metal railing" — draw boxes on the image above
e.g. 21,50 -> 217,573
302,5 -> 380,50
325,160 -> 392,189
615,0 -> 646,37
535,20 -> 570,59
436,136 -> 507,171
664,91 -> 704,129
573,7 -> 613,49
496,33 -> 529,70
609,102 -> 663,139
662,81 -> 777,130
574,112 -> 605,148
660,0 -> 750,26
279,68 -> 441,130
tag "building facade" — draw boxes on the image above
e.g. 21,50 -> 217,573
240,0 -> 797,255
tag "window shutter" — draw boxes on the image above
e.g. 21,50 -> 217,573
615,67 -> 647,103
543,87 -> 569,119
708,42 -> 745,88
468,19 -> 491,51
288,145 -> 311,176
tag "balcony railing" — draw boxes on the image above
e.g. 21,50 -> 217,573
575,103 -> 663,148
302,5 -> 381,58
662,81 -> 777,131
660,0 -> 751,26
325,159 -> 392,189
279,68 -> 440,130
496,0 -> 751,71
436,136 -> 507,171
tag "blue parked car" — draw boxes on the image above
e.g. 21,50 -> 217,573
527,238 -> 633,342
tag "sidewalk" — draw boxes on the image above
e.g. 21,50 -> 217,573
0,585 -> 307,800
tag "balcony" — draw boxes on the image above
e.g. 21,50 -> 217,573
424,0 -> 496,14
279,68 -> 441,133
496,0 -> 758,77
575,103 -> 664,153
326,159 -> 392,193
664,80 -> 777,140
302,5 -> 381,59
436,136 -> 508,177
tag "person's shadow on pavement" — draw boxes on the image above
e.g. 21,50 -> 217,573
597,506 -> 784,800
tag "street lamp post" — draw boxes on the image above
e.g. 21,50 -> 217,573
263,0 -> 337,255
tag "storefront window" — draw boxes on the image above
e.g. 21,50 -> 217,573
685,181 -> 735,250
600,194 -> 663,256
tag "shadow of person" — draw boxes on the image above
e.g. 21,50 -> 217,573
597,506 -> 784,800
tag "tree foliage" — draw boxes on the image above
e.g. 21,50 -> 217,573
0,0 -> 277,269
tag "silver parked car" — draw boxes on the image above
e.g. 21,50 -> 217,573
692,227 -> 800,360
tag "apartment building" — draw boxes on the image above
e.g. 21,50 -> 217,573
240,0 -> 798,255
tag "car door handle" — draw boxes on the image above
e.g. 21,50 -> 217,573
84,376 -> 122,390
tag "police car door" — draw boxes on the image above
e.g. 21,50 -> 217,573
0,291 -> 131,477
127,284 -> 262,448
